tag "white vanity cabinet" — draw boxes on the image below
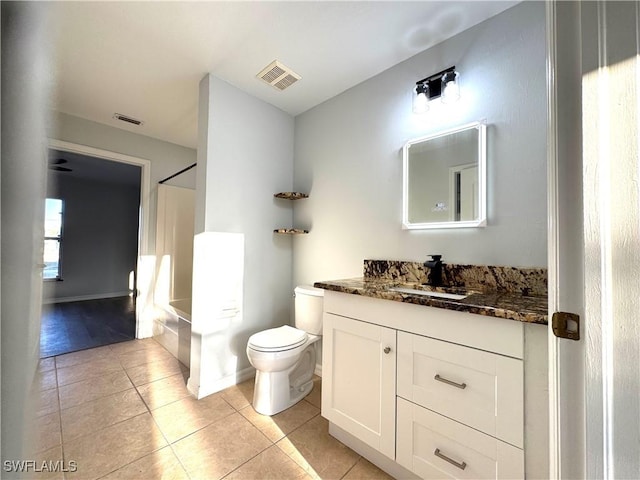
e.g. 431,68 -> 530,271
321,290 -> 538,480
321,313 -> 396,459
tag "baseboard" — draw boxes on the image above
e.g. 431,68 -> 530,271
43,291 -> 131,304
314,363 -> 322,377
187,366 -> 255,400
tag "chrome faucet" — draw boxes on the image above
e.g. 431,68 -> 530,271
424,255 -> 444,286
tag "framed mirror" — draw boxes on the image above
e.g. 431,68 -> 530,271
402,121 -> 486,229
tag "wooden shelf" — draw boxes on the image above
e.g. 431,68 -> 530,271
274,192 -> 309,200
274,228 -> 309,235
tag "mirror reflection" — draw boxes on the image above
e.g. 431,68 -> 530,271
402,122 -> 486,229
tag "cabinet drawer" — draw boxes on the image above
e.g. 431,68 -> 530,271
397,331 -> 523,448
397,398 -> 524,480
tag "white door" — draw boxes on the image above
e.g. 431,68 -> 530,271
549,1 -> 640,478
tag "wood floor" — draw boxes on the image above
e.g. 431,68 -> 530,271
40,296 -> 136,358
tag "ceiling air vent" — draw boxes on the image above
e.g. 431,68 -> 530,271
257,60 -> 301,91
113,113 -> 144,126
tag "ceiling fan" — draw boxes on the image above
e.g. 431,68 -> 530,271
48,158 -> 72,172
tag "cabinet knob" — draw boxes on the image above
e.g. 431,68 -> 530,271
383,346 -> 391,354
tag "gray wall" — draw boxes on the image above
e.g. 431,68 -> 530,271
293,1 -> 547,286
43,174 -> 141,301
49,112 -> 197,256
196,75 -> 294,371
1,1 -> 51,469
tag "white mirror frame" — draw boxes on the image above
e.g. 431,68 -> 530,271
402,121 -> 487,230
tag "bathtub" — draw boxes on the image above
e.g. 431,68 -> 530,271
153,299 -> 191,368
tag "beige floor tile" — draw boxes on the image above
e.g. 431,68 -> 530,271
27,412 -> 62,455
276,415 -> 359,480
220,378 -> 255,410
56,357 -> 123,387
15,445 -> 66,480
59,370 -> 133,410
151,393 -> 235,443
224,445 -> 311,480
172,412 -> 271,480
117,346 -> 175,370
37,357 -> 56,374
55,345 -> 113,369
304,376 -> 322,409
109,338 -> 163,356
64,413 -> 166,480
33,388 -> 60,418
33,370 -> 58,392
100,447 -> 189,480
342,457 -> 395,480
61,388 -> 147,443
136,373 -> 190,410
239,399 -> 320,442
125,356 -> 185,386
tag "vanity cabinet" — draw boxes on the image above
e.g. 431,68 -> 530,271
322,313 -> 396,459
321,290 -> 533,480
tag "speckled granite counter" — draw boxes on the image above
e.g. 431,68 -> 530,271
314,260 -> 548,325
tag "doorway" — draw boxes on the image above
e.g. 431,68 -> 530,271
41,141 -> 152,357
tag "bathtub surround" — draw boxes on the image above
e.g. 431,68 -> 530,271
192,75 -> 295,397
293,1 -> 547,287
188,232 -> 245,398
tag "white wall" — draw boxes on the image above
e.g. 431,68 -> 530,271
43,174 -> 140,301
293,1 -> 547,286
1,1 -> 51,469
192,75 -> 294,389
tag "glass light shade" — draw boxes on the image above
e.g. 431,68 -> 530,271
412,84 -> 429,114
441,71 -> 460,104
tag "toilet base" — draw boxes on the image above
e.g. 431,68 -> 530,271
252,344 -> 316,415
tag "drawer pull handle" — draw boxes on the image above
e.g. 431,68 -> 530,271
434,374 -> 467,389
383,346 -> 391,354
434,448 -> 467,470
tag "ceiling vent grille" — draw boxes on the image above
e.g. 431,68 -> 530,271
113,113 -> 144,126
257,60 -> 301,91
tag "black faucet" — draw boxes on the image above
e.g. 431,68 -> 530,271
424,255 -> 444,286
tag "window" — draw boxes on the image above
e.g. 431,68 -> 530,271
43,198 -> 64,280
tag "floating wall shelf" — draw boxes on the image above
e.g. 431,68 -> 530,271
274,192 -> 309,234
274,192 -> 309,200
273,228 -> 309,235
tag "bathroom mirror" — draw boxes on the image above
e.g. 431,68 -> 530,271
402,121 -> 486,229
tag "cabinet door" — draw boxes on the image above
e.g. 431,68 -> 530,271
322,313 -> 396,459
397,332 -> 523,448
397,398 -> 524,480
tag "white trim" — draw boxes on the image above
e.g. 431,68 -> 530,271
545,3 -> 561,479
47,139 -> 153,339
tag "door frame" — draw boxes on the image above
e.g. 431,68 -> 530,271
48,139 -> 153,338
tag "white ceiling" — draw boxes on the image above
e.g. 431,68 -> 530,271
49,1 -> 517,150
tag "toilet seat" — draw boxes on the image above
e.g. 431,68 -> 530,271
248,325 -> 308,352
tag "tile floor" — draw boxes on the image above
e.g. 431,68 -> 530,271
28,338 -> 394,480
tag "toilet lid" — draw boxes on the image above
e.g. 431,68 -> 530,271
248,325 -> 307,352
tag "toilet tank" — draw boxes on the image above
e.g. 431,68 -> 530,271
294,285 -> 324,335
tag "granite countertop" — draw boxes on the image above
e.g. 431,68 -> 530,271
313,277 -> 548,325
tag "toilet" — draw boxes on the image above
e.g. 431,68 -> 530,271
246,285 -> 324,415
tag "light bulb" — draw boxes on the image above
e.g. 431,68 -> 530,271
441,71 -> 460,104
412,84 -> 429,114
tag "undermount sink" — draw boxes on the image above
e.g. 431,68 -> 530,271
387,286 -> 468,301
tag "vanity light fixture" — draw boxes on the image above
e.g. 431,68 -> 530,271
412,66 -> 460,113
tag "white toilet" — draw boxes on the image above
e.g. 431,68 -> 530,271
246,285 -> 324,415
